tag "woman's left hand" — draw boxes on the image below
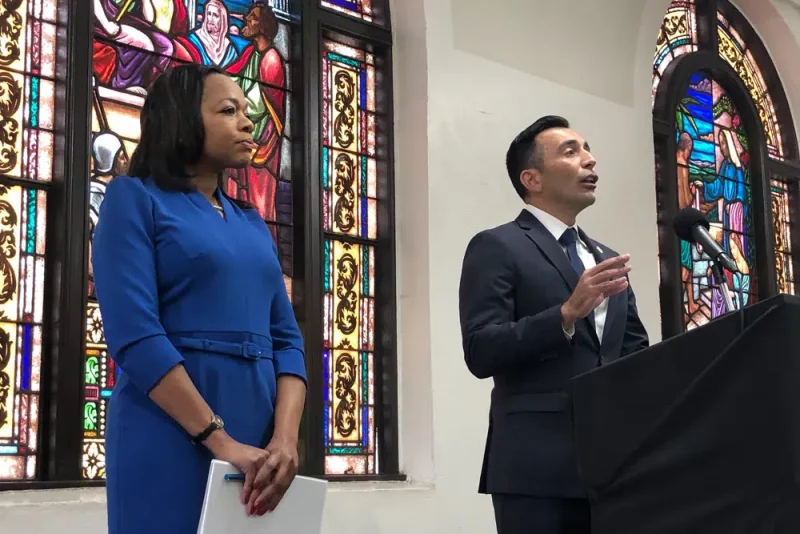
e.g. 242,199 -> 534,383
246,437 -> 299,516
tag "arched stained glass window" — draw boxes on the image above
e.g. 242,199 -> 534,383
653,0 -> 799,337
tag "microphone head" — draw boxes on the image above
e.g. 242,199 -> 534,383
673,207 -> 709,243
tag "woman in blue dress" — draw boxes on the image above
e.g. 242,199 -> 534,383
92,64 -> 307,534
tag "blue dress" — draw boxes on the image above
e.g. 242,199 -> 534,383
92,176 -> 307,534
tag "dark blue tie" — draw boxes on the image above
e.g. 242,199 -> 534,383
559,228 -> 585,276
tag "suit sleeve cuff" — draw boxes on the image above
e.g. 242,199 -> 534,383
274,349 -> 308,385
562,324 -> 575,339
118,335 -> 185,393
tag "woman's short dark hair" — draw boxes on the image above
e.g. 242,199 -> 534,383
127,63 -> 254,211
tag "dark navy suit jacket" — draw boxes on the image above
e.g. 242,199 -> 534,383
458,209 -> 649,498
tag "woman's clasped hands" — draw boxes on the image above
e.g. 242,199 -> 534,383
212,435 -> 299,517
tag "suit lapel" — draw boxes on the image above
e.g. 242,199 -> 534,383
517,210 -> 579,291
517,211 -> 601,346
579,229 -> 625,350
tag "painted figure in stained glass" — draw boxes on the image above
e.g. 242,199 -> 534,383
676,131 -> 700,313
174,0 -> 247,67
729,232 -> 750,308
88,131 -> 128,298
92,1 -> 291,223
699,108 -> 749,251
93,0 -> 175,94
225,2 -> 287,222
676,72 -> 756,328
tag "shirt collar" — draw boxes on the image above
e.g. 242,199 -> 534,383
524,204 -> 580,243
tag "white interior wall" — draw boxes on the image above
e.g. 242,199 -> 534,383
4,0 -> 800,532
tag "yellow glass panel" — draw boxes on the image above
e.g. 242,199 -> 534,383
0,321 -> 18,439
330,150 -> 359,236
332,240 -> 360,350
331,350 -> 361,443
0,2 -> 26,73
0,186 -> 22,322
330,65 -> 359,152
0,69 -> 25,179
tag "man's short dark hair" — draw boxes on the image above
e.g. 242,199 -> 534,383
505,115 -> 570,199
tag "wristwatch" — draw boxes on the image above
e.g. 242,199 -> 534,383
192,414 -> 224,445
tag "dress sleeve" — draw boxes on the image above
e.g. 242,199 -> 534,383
92,177 -> 185,393
268,239 -> 307,384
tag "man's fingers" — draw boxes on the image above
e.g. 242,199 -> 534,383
598,278 -> 629,297
588,266 -> 630,285
590,254 -> 630,273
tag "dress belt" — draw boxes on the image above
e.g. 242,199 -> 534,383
168,336 -> 273,361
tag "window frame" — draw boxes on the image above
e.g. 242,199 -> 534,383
653,0 -> 800,340
0,0 -> 402,490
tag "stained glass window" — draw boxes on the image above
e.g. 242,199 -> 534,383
770,178 -> 795,295
321,38 -> 380,474
675,72 -> 757,330
0,0 -> 55,481
321,40 -> 378,240
716,13 -> 784,160
653,0 -> 697,103
654,0 -> 799,338
83,0 -> 298,479
320,0 -> 373,22
322,241 -> 376,475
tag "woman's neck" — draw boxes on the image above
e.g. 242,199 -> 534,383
190,172 -> 219,202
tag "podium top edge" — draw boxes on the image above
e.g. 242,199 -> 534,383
569,294 -> 800,385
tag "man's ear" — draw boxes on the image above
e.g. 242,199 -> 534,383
520,168 -> 543,195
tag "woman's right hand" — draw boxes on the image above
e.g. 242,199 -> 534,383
205,432 -> 270,510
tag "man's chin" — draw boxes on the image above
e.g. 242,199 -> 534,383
577,192 -> 597,208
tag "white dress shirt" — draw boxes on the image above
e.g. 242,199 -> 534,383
525,204 -> 608,343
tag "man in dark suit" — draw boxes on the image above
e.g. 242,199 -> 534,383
458,116 -> 649,533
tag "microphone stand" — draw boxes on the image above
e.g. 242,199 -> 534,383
710,260 -> 736,315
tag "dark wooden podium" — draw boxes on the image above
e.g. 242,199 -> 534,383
570,295 -> 800,533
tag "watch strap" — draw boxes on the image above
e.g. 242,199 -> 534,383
192,415 -> 222,445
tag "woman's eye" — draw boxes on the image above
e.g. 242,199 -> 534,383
222,107 -> 236,115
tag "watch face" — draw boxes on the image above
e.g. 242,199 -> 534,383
214,415 -> 224,428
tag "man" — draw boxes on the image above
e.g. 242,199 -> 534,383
458,116 -> 649,533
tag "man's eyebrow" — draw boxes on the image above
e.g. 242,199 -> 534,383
558,139 -> 590,152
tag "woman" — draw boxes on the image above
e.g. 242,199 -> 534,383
92,64 -> 307,534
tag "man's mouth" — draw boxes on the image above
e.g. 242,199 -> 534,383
580,175 -> 598,189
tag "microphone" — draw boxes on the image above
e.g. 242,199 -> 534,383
673,207 -> 739,273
